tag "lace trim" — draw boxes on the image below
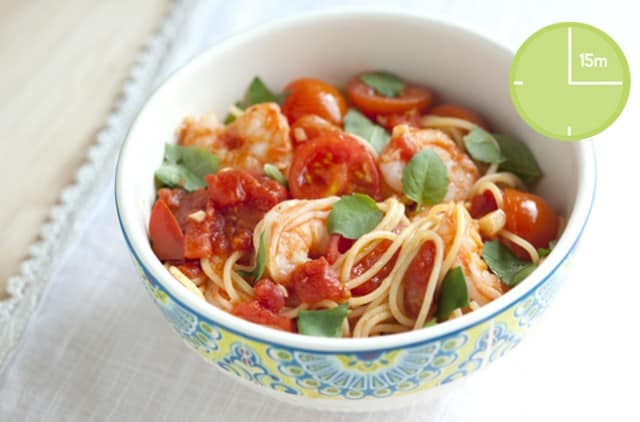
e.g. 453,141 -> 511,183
0,0 -> 194,373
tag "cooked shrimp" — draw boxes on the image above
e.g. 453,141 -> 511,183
178,103 -> 292,174
433,203 -> 502,305
378,125 -> 479,202
254,197 -> 339,284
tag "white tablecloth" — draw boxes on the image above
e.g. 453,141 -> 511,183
1,1 -> 639,420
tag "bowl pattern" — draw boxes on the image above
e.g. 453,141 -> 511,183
128,250 -> 570,400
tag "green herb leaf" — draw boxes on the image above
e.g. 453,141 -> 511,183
537,239 -> 557,258
482,240 -> 536,287
424,318 -> 438,328
263,164 -> 288,187
224,101 -> 245,124
463,126 -> 506,164
402,150 -> 449,206
297,303 -> 349,337
239,232 -> 267,284
245,76 -> 279,105
436,267 -> 470,322
511,263 -> 537,286
154,144 -> 218,191
494,134 -> 542,184
343,108 -> 390,153
327,194 -> 384,239
360,71 -> 405,97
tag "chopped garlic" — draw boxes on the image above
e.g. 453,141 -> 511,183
478,209 -> 506,238
188,210 -> 206,223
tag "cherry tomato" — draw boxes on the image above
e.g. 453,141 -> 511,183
232,300 -> 294,332
350,239 -> 398,296
290,114 -> 340,146
290,257 -> 350,304
281,78 -> 347,125
288,133 -> 381,199
324,234 -> 356,265
346,75 -> 432,115
376,108 -> 422,131
469,190 -> 498,219
403,241 -> 436,318
429,104 -> 489,130
149,199 -> 184,261
253,278 -> 286,313
503,188 -> 559,251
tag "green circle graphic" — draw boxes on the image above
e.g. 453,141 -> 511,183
510,22 -> 630,141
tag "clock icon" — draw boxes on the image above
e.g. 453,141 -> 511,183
510,22 -> 630,141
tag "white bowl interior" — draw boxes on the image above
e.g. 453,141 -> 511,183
116,11 -> 594,352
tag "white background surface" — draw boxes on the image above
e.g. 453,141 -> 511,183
1,0 -> 639,420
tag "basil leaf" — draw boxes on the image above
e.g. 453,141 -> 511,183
482,240 -> 535,287
463,126 -> 506,164
360,71 -> 405,97
327,194 -> 384,239
424,318 -> 438,328
263,163 -> 288,187
246,76 -> 279,105
224,101 -> 245,124
511,263 -> 537,286
343,108 -> 390,153
297,303 -> 349,337
537,239 -> 557,258
436,267 -> 470,322
494,134 -> 542,184
239,232 -> 267,284
154,144 -> 218,191
402,150 -> 449,206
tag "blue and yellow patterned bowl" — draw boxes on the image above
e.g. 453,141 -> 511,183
115,11 -> 595,411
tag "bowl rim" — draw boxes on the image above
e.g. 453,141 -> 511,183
115,9 -> 597,353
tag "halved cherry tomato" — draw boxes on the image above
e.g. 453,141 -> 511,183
376,108 -> 422,131
429,104 -> 489,130
232,300 -> 294,332
288,132 -> 381,199
290,114 -> 340,146
350,239 -> 397,296
469,190 -> 498,219
503,188 -> 559,253
281,78 -> 347,125
290,257 -> 350,304
403,241 -> 436,318
324,234 -> 356,265
347,75 -> 432,116
149,199 -> 184,261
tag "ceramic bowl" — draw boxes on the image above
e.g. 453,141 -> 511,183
115,10 -> 595,412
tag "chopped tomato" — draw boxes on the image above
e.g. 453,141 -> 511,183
206,169 -> 287,212
281,78 -> 347,125
350,239 -> 397,296
288,132 -> 381,199
503,188 -> 559,256
149,199 -> 184,261
290,257 -> 350,304
347,75 -> 432,116
429,104 -> 489,130
403,241 -> 436,318
469,190 -> 498,219
253,278 -> 285,312
232,300 -> 294,332
376,108 -> 422,131
157,188 -> 208,226
324,234 -> 356,265
290,114 -> 340,146
177,260 -> 206,281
